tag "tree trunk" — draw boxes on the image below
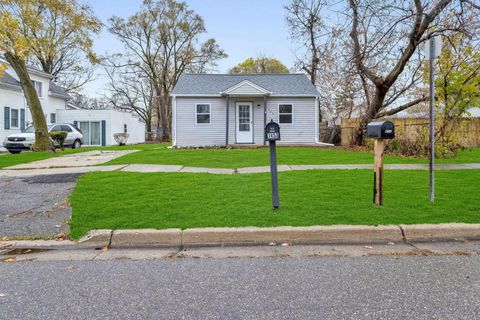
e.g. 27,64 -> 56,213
355,86 -> 388,145
4,53 -> 53,152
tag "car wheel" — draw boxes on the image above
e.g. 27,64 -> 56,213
8,150 -> 21,154
72,140 -> 82,149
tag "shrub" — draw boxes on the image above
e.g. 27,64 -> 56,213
113,133 -> 130,146
49,131 -> 68,149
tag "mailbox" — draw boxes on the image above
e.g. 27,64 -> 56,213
366,121 -> 395,139
265,121 -> 281,141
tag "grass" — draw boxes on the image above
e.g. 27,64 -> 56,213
69,169 -> 480,239
1,143 -> 479,169
105,146 -> 480,168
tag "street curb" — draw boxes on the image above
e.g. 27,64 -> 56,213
78,229 -> 113,248
110,229 -> 182,248
2,223 -> 480,251
181,225 -> 403,247
401,223 -> 480,242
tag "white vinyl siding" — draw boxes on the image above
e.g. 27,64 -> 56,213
174,96 -> 317,147
268,98 -> 316,144
176,97 -> 226,146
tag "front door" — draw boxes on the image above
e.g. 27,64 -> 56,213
236,102 -> 253,143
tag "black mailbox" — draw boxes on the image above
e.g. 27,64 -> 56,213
366,121 -> 395,139
265,121 -> 281,141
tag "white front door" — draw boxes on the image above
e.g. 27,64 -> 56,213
236,102 -> 253,143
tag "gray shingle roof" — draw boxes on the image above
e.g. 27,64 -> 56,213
172,73 -> 319,96
0,71 -> 70,99
48,80 -> 70,99
0,72 -> 21,87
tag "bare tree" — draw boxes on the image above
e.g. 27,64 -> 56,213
108,0 -> 227,140
348,0 -> 480,143
285,0 -> 328,85
104,57 -> 154,134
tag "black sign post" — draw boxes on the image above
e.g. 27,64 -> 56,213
265,120 -> 281,209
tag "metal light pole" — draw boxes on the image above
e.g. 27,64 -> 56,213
426,35 -> 442,204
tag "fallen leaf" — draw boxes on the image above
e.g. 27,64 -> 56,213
66,264 -> 76,271
364,246 -> 373,249
101,246 -> 109,252
0,293 -> 7,297
3,257 -> 15,263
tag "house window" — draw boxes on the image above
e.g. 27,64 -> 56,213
32,80 -> 43,97
124,124 -> 128,133
10,109 -> 19,128
196,104 -> 211,124
279,104 -> 293,124
50,113 -> 56,123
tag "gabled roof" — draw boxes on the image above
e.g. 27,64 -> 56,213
172,74 -> 319,97
221,80 -> 272,95
0,70 -> 70,99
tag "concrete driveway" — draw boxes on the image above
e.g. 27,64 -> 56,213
5,150 -> 137,169
0,173 -> 82,239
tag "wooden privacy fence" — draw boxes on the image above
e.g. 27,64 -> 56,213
341,118 -> 480,147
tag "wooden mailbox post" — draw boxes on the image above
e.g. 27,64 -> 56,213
366,121 -> 395,206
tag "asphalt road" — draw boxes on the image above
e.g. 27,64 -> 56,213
0,174 -> 81,238
1,255 -> 479,319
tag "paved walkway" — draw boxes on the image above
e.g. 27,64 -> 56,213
5,150 -> 138,170
1,163 -> 479,177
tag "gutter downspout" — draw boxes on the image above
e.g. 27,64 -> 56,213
315,96 -> 334,147
172,96 -> 177,147
263,95 -> 267,146
225,95 -> 229,146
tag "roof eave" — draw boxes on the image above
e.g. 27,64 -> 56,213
0,83 -> 22,92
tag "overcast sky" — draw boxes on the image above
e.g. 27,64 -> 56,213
85,0 -> 298,97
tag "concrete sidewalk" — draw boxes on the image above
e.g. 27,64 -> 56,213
1,162 -> 479,177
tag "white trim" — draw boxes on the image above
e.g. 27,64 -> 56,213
220,80 -> 272,95
315,97 -> 319,144
314,97 -> 334,146
172,97 -> 177,146
9,108 -> 20,129
172,94 -> 319,98
195,103 -> 211,125
278,103 -> 294,124
235,101 -> 254,143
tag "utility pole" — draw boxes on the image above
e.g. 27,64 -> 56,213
426,36 -> 441,204
429,38 -> 435,204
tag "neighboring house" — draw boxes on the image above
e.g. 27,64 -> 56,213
171,74 -> 320,147
0,62 -> 145,146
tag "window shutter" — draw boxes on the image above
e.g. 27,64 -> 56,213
101,120 -> 106,146
20,109 -> 25,131
4,107 -> 10,130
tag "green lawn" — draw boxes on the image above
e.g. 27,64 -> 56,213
1,144 -> 479,169
105,146 -> 480,168
69,169 -> 480,239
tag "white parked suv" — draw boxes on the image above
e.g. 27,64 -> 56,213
3,124 -> 84,154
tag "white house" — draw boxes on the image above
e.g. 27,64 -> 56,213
171,74 -> 321,147
0,62 -> 145,146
